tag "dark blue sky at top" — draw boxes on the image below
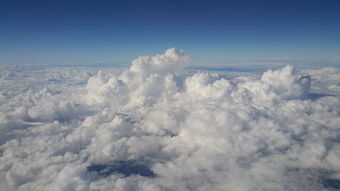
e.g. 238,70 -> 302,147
1,0 -> 340,66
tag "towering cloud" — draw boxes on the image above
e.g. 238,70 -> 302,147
0,49 -> 339,190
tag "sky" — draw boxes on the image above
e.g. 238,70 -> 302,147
1,0 -> 340,66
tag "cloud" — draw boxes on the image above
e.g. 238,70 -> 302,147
261,65 -> 311,99
129,48 -> 191,75
0,48 -> 340,190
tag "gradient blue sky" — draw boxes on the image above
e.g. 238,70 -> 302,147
1,0 -> 340,66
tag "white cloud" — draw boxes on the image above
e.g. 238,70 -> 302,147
0,48 -> 340,190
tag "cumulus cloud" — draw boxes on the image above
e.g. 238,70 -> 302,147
129,48 -> 191,75
0,48 -> 340,191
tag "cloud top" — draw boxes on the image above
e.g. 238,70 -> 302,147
130,48 -> 191,75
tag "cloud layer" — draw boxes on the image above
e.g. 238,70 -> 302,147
0,49 -> 340,191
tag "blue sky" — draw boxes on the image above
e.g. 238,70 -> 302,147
1,0 -> 340,66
